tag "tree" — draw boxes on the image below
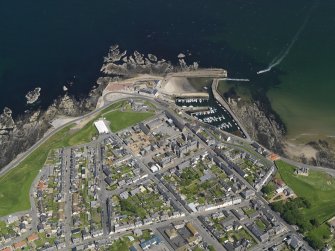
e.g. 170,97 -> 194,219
271,201 -> 284,214
283,211 -> 296,225
208,245 -> 216,251
303,197 -> 312,208
299,219 -> 313,232
262,182 -> 276,195
307,236 -> 324,250
310,218 -> 320,227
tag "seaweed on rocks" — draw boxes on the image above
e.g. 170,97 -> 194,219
0,45 -> 197,171
0,78 -> 108,170
101,45 -> 199,77
25,87 -> 41,104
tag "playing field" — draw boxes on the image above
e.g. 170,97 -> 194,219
0,101 -> 154,216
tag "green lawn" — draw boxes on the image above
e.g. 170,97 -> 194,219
104,110 -> 154,132
0,124 -> 74,215
276,160 -> 335,223
0,100 -> 155,216
276,160 -> 335,248
108,238 -> 132,251
255,219 -> 267,231
307,224 -> 332,246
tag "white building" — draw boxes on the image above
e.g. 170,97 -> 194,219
94,120 -> 109,134
150,165 -> 160,173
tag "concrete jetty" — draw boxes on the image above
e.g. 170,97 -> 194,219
211,79 -> 251,141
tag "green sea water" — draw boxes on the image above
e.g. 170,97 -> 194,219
0,0 -> 333,141
267,1 -> 335,138
206,0 -> 335,139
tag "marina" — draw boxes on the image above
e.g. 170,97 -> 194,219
175,98 -> 209,107
175,88 -> 246,138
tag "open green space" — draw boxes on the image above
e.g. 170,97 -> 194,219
104,110 -> 154,132
255,219 -> 267,231
242,207 -> 257,217
276,160 -> 335,223
274,160 -> 335,249
166,162 -> 228,205
0,220 -> 16,236
35,233 -> 56,249
0,100 -> 155,216
119,189 -> 169,219
231,229 -> 256,246
107,238 -> 132,251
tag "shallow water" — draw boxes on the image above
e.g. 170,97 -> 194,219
0,0 -> 334,138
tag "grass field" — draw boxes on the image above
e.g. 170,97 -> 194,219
104,110 -> 154,132
276,160 -> 335,247
276,160 -> 335,223
0,101 -> 155,216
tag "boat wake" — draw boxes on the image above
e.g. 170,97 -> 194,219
257,1 -> 318,75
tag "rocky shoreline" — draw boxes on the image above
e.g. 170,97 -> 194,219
218,86 -> 335,169
25,87 -> 41,104
0,46 -> 199,170
1,45 -> 334,170
0,83 -> 106,169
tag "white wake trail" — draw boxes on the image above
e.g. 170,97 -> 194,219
257,2 -> 318,75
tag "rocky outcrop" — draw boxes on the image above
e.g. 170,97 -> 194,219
25,87 -> 41,104
1,45 -> 199,170
306,140 -> 335,168
0,108 -> 50,168
0,107 -> 16,136
223,91 -> 335,168
228,98 -> 285,154
101,45 -> 199,76
0,79 -> 108,170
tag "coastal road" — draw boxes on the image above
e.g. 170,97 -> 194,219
0,93 -> 159,178
2,71 -> 334,180
281,156 -> 335,177
104,89 -> 335,177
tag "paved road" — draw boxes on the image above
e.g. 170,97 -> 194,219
95,141 -> 111,236
62,148 -> 72,248
281,156 -> 335,177
212,78 -> 251,141
112,129 -> 225,250
0,92 -> 160,183
214,152 -> 313,250
0,104 -> 105,177
1,80 -> 334,250
3,84 -> 333,181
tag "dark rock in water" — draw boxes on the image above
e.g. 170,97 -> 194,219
307,140 -> 335,168
25,87 -> 41,104
0,107 -> 16,135
0,78 -> 108,170
101,45 -> 199,77
0,45 -> 201,171
227,97 -> 285,154
148,54 -> 157,62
